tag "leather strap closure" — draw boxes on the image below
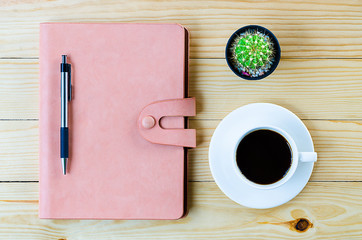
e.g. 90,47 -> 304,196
138,98 -> 196,147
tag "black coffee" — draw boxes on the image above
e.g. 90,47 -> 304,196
236,130 -> 292,185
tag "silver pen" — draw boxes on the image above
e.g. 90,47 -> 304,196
60,55 -> 71,175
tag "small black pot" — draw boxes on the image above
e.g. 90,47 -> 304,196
225,25 -> 281,80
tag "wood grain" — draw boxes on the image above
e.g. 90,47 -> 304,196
1,119 -> 362,182
2,59 -> 362,120
189,59 -> 362,120
0,60 -> 38,119
0,0 -> 361,59
0,182 -> 360,239
0,121 -> 38,181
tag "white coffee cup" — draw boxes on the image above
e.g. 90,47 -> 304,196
232,125 -> 317,190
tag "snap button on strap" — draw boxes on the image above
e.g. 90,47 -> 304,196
142,116 -> 156,129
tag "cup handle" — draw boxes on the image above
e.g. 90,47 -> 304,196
299,152 -> 317,162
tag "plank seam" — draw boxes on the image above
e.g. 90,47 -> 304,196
3,119 -> 362,121
0,180 -> 360,183
2,57 -> 362,60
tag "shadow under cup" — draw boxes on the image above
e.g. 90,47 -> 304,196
235,129 -> 293,186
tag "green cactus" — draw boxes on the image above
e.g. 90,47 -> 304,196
231,30 -> 274,77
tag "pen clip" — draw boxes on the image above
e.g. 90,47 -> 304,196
68,65 -> 72,101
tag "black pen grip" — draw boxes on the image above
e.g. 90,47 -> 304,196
60,127 -> 69,158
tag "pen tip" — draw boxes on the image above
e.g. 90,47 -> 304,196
62,158 -> 67,175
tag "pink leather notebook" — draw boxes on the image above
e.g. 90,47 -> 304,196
39,23 -> 195,219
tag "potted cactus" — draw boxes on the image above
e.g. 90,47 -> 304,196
225,25 -> 281,80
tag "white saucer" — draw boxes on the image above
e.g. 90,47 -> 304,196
209,103 -> 315,209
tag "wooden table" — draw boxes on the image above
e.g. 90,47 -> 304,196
0,0 -> 361,239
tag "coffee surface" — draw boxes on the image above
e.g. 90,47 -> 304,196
236,129 -> 292,185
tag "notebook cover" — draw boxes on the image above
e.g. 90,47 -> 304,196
39,23 -> 190,219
